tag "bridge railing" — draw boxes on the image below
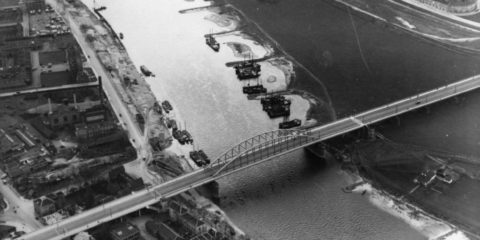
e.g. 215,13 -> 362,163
354,74 -> 480,125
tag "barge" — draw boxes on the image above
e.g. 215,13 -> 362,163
243,84 -> 267,94
279,119 -> 301,129
140,65 -> 155,77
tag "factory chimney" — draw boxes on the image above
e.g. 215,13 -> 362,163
73,94 -> 78,110
98,76 -> 104,105
48,98 -> 53,115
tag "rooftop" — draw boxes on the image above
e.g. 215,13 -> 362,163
110,222 -> 139,239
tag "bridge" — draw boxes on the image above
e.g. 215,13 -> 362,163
18,73 -> 480,240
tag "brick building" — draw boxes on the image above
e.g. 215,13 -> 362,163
33,196 -> 56,217
109,222 -> 141,240
24,0 -> 46,11
42,105 -> 80,129
75,121 -> 117,141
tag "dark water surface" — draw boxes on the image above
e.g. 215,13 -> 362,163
227,0 -> 480,117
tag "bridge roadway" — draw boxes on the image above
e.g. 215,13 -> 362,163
19,74 -> 480,240
0,81 -> 99,98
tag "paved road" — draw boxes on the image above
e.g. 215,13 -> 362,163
62,6 -> 146,151
0,81 -> 99,98
19,73 -> 480,240
0,178 -> 42,232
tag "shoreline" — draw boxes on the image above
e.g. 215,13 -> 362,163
47,0 -> 251,239
341,167 -> 469,240
343,138 -> 480,240
333,0 -> 480,55
211,2 -> 337,125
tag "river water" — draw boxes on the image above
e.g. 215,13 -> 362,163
79,0 -> 480,239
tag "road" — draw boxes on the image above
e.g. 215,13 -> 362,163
0,179 -> 42,232
0,81 -> 99,98
57,4 -> 146,153
18,72 -> 480,240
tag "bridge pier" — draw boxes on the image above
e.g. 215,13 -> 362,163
395,115 -> 401,126
425,105 -> 431,114
196,181 -> 220,205
454,96 -> 460,104
305,143 -> 327,161
367,128 -> 376,140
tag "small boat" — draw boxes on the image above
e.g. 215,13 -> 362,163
279,119 -> 301,129
140,65 -> 154,77
205,35 -> 220,52
119,32 -> 124,40
161,100 -> 173,112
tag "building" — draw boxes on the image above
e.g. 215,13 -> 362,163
416,0 -> 479,14
40,70 -> 74,87
0,8 -> 22,26
145,221 -> 183,240
179,213 -> 207,234
76,68 -> 96,83
0,128 -> 25,155
33,197 -> 56,217
41,210 -> 67,225
0,24 -> 23,42
75,121 -> 117,141
73,232 -> 96,240
109,222 -> 141,240
414,170 -> 437,187
168,200 -> 188,221
42,104 -> 80,129
0,0 -> 20,9
83,105 -> 107,123
0,48 -> 31,89
24,0 -> 46,11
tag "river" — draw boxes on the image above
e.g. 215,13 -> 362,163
79,0 -> 480,239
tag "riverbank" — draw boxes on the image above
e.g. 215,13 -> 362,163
47,0 -> 251,238
73,0 -> 457,239
226,0 -> 480,119
348,139 -> 478,239
207,3 -> 336,126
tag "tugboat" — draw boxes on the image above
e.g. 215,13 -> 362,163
140,65 -> 155,77
161,100 -> 173,112
189,149 -> 211,167
279,119 -> 301,129
205,35 -> 220,52
198,150 -> 210,164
